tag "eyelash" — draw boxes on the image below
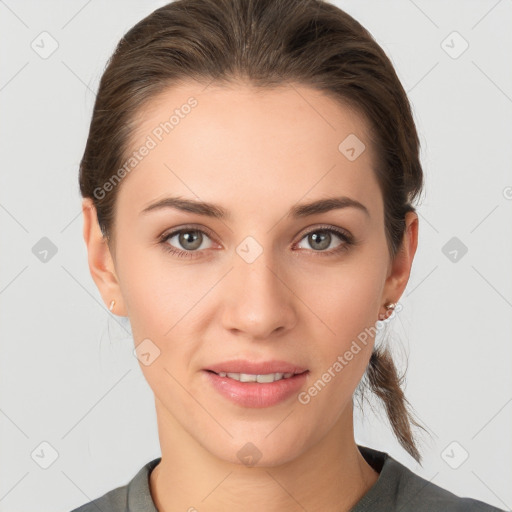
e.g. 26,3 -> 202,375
158,224 -> 355,259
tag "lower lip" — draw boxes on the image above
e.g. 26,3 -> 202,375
203,370 -> 309,408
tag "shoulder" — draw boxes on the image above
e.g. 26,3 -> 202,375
68,457 -> 161,512
390,457 -> 504,511
355,445 -> 505,512
69,482 -> 129,512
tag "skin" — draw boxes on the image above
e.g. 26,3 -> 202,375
82,81 -> 418,512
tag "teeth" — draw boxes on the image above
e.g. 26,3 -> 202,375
217,372 -> 296,383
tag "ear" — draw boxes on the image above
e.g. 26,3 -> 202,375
81,198 -> 128,317
381,211 -> 419,310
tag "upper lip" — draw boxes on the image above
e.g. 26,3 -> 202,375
206,359 -> 308,375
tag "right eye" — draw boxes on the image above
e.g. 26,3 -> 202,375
159,226 -> 216,259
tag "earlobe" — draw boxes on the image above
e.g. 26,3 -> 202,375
81,198 -> 127,316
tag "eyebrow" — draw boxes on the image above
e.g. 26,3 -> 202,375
140,195 -> 370,220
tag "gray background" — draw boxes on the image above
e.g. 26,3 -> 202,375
0,0 -> 511,511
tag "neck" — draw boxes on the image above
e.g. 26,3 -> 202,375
149,399 -> 379,512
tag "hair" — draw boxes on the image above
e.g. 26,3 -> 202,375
79,0 -> 428,463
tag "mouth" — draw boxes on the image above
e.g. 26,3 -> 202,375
204,369 -> 308,383
202,360 -> 310,408
205,359 -> 308,376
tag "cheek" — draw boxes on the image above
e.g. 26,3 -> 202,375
295,255 -> 385,343
296,272 -> 381,420
116,239 -> 207,340
292,253 -> 385,396
115,243 -> 212,394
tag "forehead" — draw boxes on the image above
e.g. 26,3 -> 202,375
116,80 -> 382,223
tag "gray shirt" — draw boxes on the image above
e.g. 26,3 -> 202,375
69,445 -> 505,511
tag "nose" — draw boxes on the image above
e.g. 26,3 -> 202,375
220,249 -> 298,340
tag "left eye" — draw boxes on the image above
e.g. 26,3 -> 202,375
296,228 -> 350,252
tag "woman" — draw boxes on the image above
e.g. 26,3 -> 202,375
72,0 -> 504,510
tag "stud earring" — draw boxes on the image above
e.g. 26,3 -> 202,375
109,300 -> 115,312
379,302 -> 396,321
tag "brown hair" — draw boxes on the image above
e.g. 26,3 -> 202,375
79,0 -> 428,463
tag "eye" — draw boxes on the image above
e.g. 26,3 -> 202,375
159,226 -> 216,259
295,225 -> 354,256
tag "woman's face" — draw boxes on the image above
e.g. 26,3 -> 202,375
84,81 -> 415,467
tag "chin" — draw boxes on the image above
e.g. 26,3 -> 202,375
201,426 -> 313,469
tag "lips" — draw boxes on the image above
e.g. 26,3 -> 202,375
203,367 -> 309,408
206,359 -> 308,375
